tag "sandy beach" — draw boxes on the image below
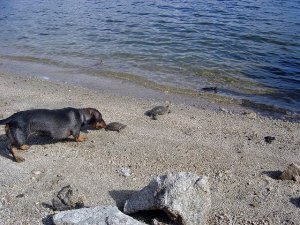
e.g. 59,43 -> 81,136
0,72 -> 299,225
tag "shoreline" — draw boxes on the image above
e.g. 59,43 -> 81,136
0,72 -> 299,224
0,57 -> 299,123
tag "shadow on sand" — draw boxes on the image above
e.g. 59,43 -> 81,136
109,189 -> 172,224
261,170 -> 282,180
0,133 -> 78,161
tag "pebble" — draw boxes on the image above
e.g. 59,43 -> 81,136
220,108 -> 229,113
31,170 -> 42,175
264,136 -> 275,144
249,202 -> 259,208
242,111 -> 258,119
151,218 -> 168,225
117,167 -> 131,177
247,112 -> 257,119
16,194 -> 25,198
0,199 -> 5,210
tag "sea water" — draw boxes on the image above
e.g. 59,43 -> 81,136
0,0 -> 299,112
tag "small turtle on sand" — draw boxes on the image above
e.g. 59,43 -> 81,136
146,105 -> 171,120
105,122 -> 127,132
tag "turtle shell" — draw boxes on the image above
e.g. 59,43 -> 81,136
105,122 -> 127,132
149,105 -> 170,116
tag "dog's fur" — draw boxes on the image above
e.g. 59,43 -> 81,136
0,107 -> 106,162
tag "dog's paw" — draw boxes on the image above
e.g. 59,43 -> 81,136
15,156 -> 25,163
75,135 -> 88,142
20,145 -> 30,151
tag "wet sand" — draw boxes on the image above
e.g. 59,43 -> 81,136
0,72 -> 299,225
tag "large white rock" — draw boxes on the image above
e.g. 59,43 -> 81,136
53,205 -> 146,225
124,172 -> 211,225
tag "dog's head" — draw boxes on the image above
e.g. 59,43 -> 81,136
82,108 -> 106,129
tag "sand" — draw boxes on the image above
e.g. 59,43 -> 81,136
0,72 -> 299,225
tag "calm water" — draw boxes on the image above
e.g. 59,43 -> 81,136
0,0 -> 299,112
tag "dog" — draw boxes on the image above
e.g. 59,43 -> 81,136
0,107 -> 106,162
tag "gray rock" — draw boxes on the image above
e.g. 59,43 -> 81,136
280,163 -> 300,182
0,200 -> 5,211
151,219 -> 169,225
53,205 -> 146,225
52,185 -> 84,211
117,167 -> 132,177
124,172 -> 211,225
219,108 -> 229,113
0,196 -> 9,211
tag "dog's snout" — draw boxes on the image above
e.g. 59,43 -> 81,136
96,119 -> 106,129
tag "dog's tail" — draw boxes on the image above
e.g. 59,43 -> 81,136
0,117 -> 12,125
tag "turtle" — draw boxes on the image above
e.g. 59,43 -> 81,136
146,105 -> 171,120
105,122 -> 127,132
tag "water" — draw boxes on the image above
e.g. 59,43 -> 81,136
0,0 -> 299,113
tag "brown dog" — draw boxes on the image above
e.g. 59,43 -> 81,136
0,107 -> 106,162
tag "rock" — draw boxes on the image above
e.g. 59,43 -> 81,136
248,112 -> 257,119
0,199 -> 5,211
211,213 -> 232,225
243,112 -> 257,119
51,185 -> 84,211
219,108 -> 229,113
117,167 -> 131,177
16,194 -> 25,198
53,205 -> 146,225
279,163 -> 300,182
124,172 -> 211,225
31,170 -> 42,175
264,136 -> 275,144
202,86 -> 217,93
151,219 -> 168,225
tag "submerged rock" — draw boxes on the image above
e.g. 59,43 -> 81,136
53,205 -> 146,225
124,172 -> 211,225
202,86 -> 217,93
280,163 -> 300,182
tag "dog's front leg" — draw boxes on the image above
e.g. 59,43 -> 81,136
9,144 -> 25,162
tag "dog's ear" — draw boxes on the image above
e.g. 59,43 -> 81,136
86,108 -> 106,129
87,108 -> 102,121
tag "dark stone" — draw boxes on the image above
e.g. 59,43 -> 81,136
202,86 -> 217,93
16,194 -> 25,198
51,185 -> 84,211
264,136 -> 275,144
